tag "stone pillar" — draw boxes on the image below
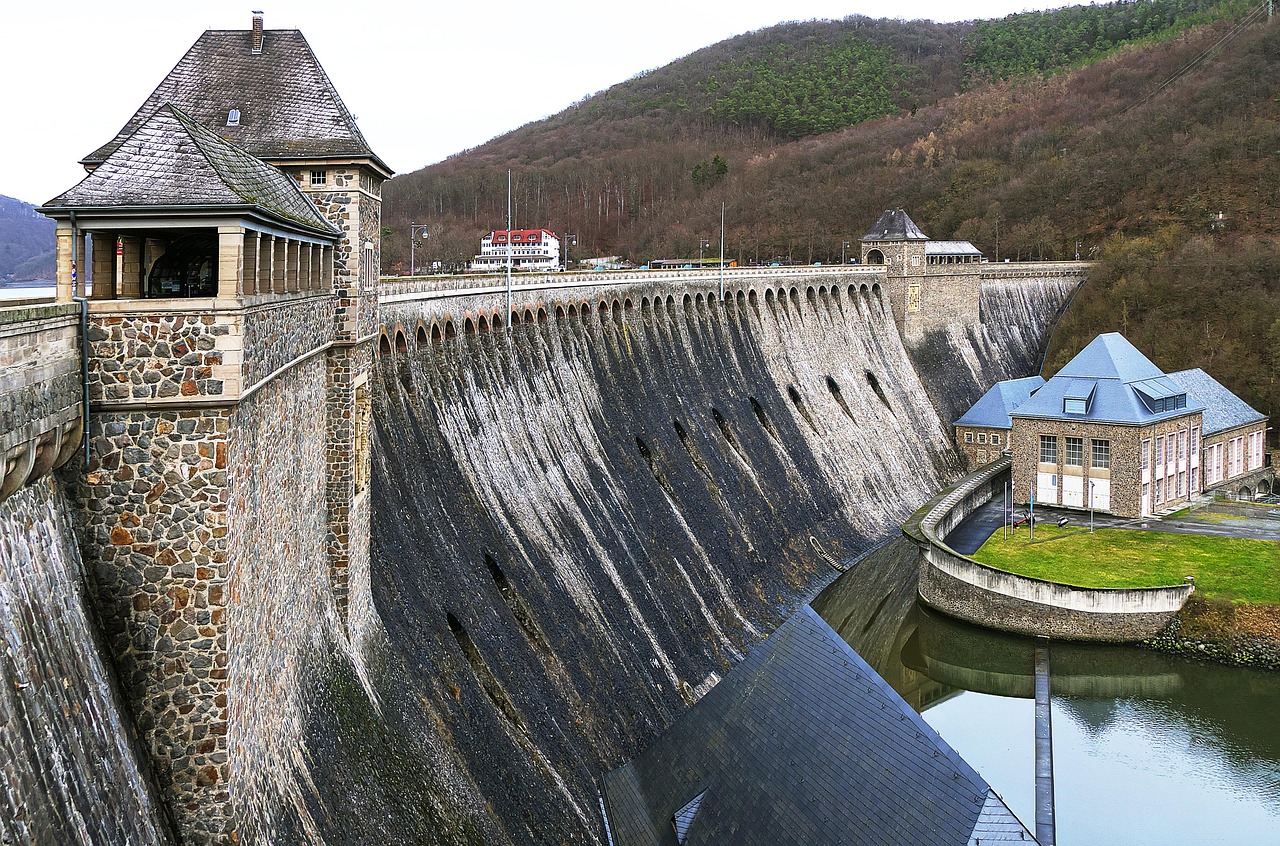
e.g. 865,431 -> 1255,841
242,233 -> 259,297
217,227 -> 245,300
119,237 -> 144,298
55,225 -> 75,303
90,232 -> 118,300
287,239 -> 300,293
271,237 -> 286,295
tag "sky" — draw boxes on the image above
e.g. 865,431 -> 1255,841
3,0 -> 1071,206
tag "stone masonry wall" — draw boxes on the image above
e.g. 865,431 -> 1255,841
85,312 -> 239,402
1011,413 -> 1203,517
63,407 -> 234,844
239,295 -> 334,388
85,296 -> 335,405
224,353 -> 340,845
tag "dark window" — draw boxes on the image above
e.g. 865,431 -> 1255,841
146,233 -> 217,298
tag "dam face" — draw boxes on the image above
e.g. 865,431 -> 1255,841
0,276 -> 1072,844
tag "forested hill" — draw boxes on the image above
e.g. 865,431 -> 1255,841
0,196 -> 55,282
385,0 -> 1280,422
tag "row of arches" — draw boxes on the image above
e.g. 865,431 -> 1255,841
377,281 -> 884,356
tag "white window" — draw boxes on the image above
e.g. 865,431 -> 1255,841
991,434 -> 1001,445
1091,439 -> 1110,470
978,433 -> 987,444
226,108 -> 241,126
1156,436 -> 1165,469
1064,437 -> 1083,467
1141,439 -> 1150,470
310,170 -> 328,187
965,433 -> 973,443
1040,435 -> 1057,464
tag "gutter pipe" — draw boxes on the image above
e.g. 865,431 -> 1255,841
69,211 -> 91,468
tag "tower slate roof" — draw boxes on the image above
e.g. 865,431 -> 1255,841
601,607 -> 1033,846
45,106 -> 339,237
81,28 -> 389,175
862,209 -> 929,241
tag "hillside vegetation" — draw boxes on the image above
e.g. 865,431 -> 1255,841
0,196 -> 55,282
384,0 -> 1280,422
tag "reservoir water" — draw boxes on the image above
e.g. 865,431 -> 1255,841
814,540 -> 1280,845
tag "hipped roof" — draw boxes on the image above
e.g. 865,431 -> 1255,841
81,29 -> 389,176
44,105 -> 339,237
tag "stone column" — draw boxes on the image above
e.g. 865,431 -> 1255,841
90,232 -> 118,300
287,239 -> 300,293
271,237 -> 287,295
118,237 -> 144,298
55,224 -> 75,303
242,233 -> 259,297
217,227 -> 245,300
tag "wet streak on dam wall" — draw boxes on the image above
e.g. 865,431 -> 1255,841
0,269 -> 1075,844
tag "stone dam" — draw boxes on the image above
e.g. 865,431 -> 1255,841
0,265 -> 1080,844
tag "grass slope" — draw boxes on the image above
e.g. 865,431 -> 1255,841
973,524 -> 1280,602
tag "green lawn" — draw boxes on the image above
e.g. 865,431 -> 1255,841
971,525 -> 1280,603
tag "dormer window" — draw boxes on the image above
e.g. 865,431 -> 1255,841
310,170 -> 327,187
226,109 -> 241,127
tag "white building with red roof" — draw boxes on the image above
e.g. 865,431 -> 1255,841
471,229 -> 561,272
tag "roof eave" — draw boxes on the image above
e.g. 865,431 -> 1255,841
37,202 -> 340,240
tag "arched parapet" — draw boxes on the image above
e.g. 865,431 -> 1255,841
906,457 -> 1193,642
377,329 -> 393,357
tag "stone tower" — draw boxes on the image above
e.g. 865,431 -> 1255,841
39,14 -> 389,844
860,209 -> 984,343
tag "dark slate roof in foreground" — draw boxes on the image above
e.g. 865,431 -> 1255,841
46,106 -> 338,236
955,376 -> 1045,430
862,209 -> 929,241
1168,368 -> 1266,435
601,606 -> 1034,846
82,29 -> 388,173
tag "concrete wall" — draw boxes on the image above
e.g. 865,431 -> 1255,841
909,457 -> 1193,641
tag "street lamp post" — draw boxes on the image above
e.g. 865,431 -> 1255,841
562,232 -> 577,272
1089,480 -> 1095,533
409,223 -> 430,276
699,238 -> 711,262
842,240 -> 851,265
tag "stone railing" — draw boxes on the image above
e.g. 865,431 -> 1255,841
379,264 -> 886,303
0,303 -> 85,501
979,261 -> 1093,279
904,456 -> 1193,642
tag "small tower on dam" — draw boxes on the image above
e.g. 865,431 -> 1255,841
860,208 -> 984,342
38,13 -> 389,843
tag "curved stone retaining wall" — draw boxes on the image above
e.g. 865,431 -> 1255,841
906,456 -> 1193,642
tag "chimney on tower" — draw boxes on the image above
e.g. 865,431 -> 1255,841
251,11 -> 264,54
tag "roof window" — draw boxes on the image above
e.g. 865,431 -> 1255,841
226,109 -> 241,127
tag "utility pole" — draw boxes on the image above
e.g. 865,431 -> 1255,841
719,203 -> 726,302
505,170 -> 512,331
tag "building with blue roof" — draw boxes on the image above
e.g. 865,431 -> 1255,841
957,333 -> 1271,518
954,376 -> 1046,470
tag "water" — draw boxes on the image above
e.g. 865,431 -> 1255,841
0,281 -> 54,301
815,544 -> 1280,845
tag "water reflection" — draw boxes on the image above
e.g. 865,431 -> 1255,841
813,538 -> 1280,844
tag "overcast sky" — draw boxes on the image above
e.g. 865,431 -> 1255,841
4,0 -> 1069,206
